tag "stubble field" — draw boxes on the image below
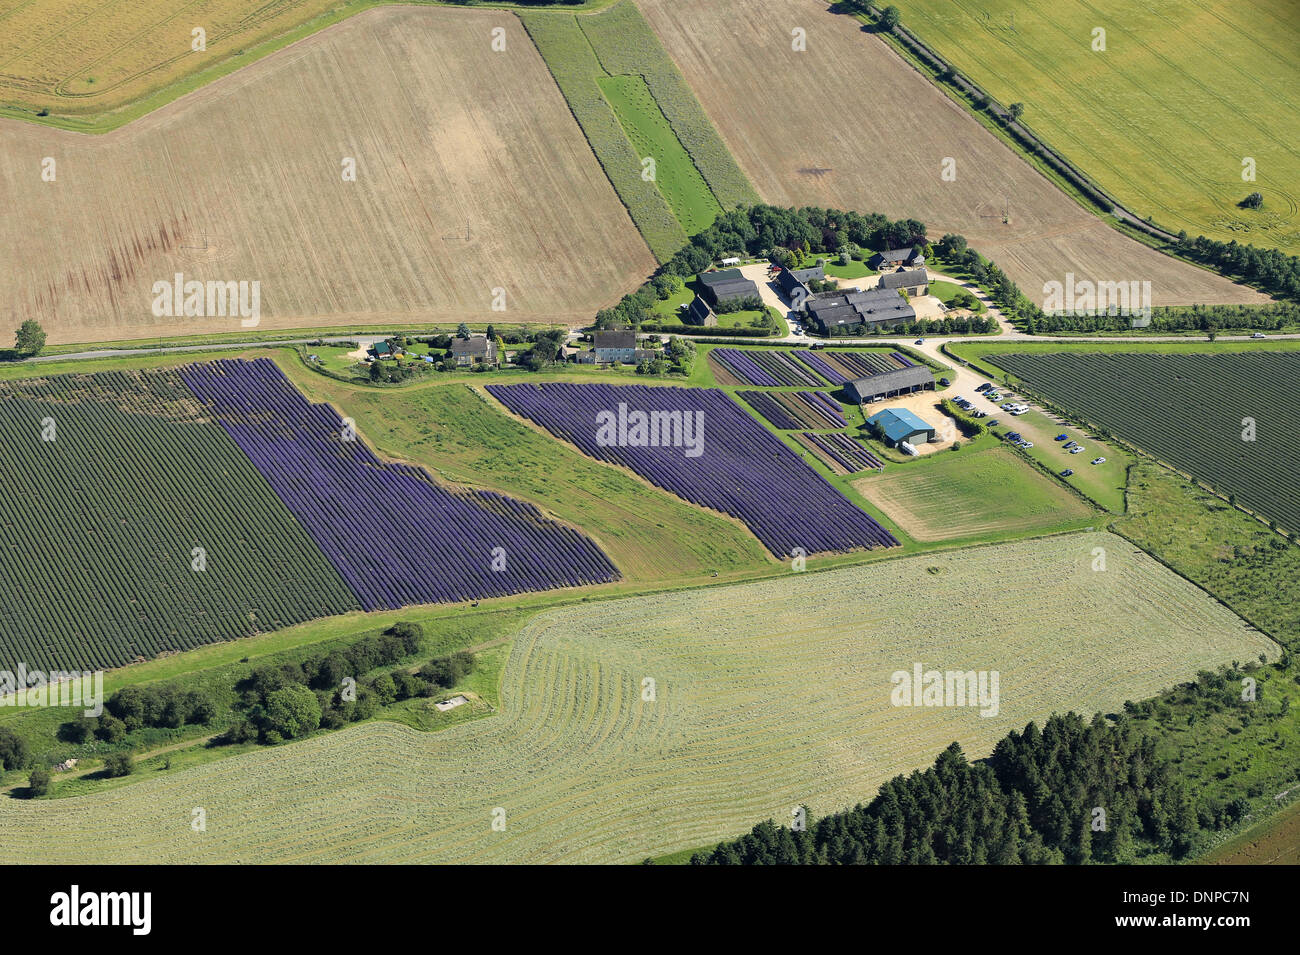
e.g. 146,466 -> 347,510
636,0 -> 1265,308
0,7 -> 654,344
0,533 -> 1273,863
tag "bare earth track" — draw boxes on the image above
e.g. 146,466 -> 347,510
0,8 -> 655,344
637,0 -> 1264,308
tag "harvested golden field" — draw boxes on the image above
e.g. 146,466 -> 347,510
637,0 -> 1265,308
0,533 -> 1274,863
0,0 -> 367,124
0,7 -> 654,345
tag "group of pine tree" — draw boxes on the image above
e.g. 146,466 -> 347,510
690,713 -> 1197,864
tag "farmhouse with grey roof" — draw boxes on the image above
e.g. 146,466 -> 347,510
593,329 -> 638,364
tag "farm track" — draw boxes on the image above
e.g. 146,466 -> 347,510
0,534 -> 1274,863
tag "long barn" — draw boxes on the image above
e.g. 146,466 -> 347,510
844,366 -> 934,403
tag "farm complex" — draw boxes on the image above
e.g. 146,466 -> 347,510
0,0 -> 1295,891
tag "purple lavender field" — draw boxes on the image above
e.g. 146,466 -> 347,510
181,359 -> 619,609
487,383 -> 898,556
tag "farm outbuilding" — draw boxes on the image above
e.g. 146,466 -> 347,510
871,247 -> 921,270
866,407 -> 937,447
807,287 -> 916,334
844,366 -> 934,403
774,265 -> 825,308
697,267 -> 760,306
686,295 -> 718,327
878,268 -> 929,296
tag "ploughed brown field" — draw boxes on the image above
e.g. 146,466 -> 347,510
636,0 -> 1266,308
0,8 -> 655,345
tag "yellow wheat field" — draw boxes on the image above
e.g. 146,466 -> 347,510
636,0 -> 1266,308
0,7 -> 654,344
0,533 -> 1274,863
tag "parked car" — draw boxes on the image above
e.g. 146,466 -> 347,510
1006,432 -> 1023,442
1054,433 -> 1068,442
1251,332 -> 1267,339
915,339 -> 925,345
975,383 -> 992,393
1061,468 -> 1074,477
1021,441 -> 1034,448
1091,457 -> 1106,465
1063,441 -> 1077,449
939,377 -> 950,387
988,418 -> 1000,426
1070,446 -> 1084,454
973,411 -> 987,418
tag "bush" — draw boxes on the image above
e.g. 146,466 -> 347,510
26,768 -> 50,798
263,684 -> 322,740
94,714 -> 127,744
102,752 -> 133,778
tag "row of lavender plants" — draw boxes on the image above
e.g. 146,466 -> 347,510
711,348 -> 826,387
487,383 -> 898,556
181,359 -> 619,609
802,432 -> 885,473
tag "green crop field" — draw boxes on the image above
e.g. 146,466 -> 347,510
0,368 -> 357,674
855,446 -> 1096,542
890,0 -> 1300,253
0,533 -> 1273,863
597,75 -> 721,235
523,1 -> 756,258
575,0 -> 758,211
987,351 -> 1300,534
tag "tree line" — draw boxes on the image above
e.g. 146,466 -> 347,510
685,713 -> 1200,864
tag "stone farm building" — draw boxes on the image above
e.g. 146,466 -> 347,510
844,366 -> 935,403
872,247 -> 924,271
806,286 -> 915,334
867,407 -> 937,447
450,335 -> 496,366
878,268 -> 929,296
686,295 -> 718,327
697,268 -> 759,307
593,330 -> 638,363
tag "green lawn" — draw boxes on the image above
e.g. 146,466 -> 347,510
855,443 -> 1097,543
889,0 -> 1300,254
822,259 -> 875,280
929,280 -> 985,312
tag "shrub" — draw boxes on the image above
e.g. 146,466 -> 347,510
103,752 -> 133,778
26,768 -> 50,798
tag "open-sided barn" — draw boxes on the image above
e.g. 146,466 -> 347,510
845,366 -> 934,404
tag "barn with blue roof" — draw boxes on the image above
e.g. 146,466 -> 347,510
866,407 -> 936,448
